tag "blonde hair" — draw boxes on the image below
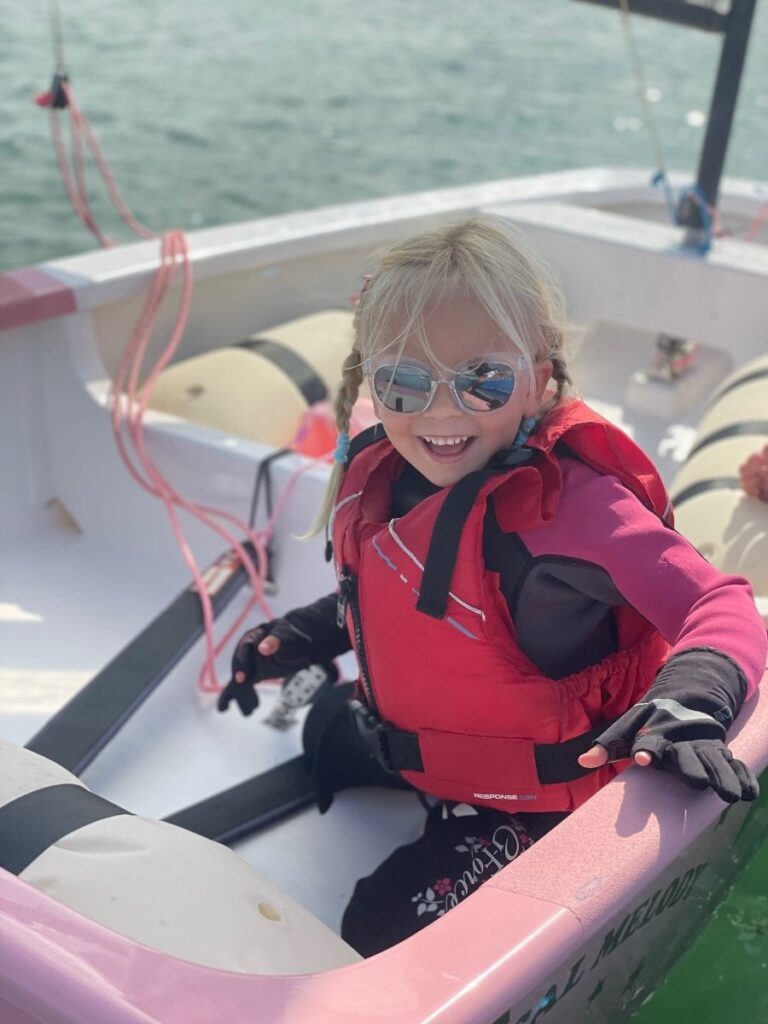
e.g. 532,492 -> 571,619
311,215 -> 573,534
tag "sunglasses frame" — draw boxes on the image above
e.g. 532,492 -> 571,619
365,354 -> 528,415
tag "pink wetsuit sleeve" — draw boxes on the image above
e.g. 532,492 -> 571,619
519,462 -> 767,699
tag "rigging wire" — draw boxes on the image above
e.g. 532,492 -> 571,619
616,0 -> 678,223
47,0 -> 65,74
615,0 -> 738,251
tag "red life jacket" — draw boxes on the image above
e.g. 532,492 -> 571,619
332,399 -> 671,813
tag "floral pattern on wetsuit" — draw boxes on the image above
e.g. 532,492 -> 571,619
410,822 -> 533,921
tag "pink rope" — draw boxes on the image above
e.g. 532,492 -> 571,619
109,232 -> 277,692
49,107 -> 112,247
745,199 -> 768,242
41,80 -> 310,694
63,81 -> 156,240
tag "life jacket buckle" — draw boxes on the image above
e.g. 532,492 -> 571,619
349,699 -> 396,774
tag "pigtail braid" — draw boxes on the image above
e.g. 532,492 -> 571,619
306,347 -> 364,536
334,347 -> 365,439
550,349 -> 573,405
538,325 -> 573,418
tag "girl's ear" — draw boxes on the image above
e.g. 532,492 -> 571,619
527,358 -> 553,414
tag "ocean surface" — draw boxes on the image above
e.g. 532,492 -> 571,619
2,1 -> 768,1019
2,0 -> 768,270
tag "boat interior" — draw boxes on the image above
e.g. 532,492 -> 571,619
1,169 -> 768,1012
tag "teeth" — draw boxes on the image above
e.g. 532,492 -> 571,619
422,436 -> 470,446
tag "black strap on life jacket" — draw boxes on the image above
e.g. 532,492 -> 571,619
0,784 -> 129,876
335,428 -> 534,617
416,446 -> 534,619
349,699 -> 614,784
346,422 -> 387,464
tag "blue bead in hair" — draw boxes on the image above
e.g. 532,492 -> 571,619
333,431 -> 351,464
513,416 -> 537,447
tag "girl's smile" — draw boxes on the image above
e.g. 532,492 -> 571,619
418,434 -> 476,462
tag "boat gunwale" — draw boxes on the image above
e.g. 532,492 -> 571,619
0,680 -> 765,1024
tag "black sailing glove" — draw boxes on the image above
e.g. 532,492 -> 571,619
217,592 -> 352,716
217,618 -> 314,715
589,648 -> 759,804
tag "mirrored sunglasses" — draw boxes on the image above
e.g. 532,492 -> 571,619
369,358 -> 524,414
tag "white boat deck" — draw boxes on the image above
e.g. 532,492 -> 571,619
0,508 -> 429,930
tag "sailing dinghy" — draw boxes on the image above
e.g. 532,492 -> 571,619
1,2 -> 767,1022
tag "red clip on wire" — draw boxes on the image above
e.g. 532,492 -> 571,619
35,72 -> 69,109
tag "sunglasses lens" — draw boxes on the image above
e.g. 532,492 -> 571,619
373,364 -> 433,413
455,363 -> 516,411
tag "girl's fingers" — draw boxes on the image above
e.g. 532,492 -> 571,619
578,744 -> 608,769
579,747 -> 654,769
257,635 -> 280,655
233,633 -> 279,684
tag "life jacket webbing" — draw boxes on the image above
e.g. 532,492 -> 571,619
416,446 -> 534,620
349,700 -> 618,783
346,423 -> 386,463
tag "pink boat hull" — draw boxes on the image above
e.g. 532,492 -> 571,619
0,678 -> 765,1024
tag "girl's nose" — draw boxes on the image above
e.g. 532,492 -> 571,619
425,381 -> 460,417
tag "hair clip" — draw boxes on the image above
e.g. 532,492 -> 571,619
349,273 -> 374,308
333,431 -> 351,464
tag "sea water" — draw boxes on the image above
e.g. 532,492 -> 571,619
2,0 -> 767,270
2,1 -> 767,1018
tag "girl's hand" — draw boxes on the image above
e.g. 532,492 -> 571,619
232,633 -> 281,684
576,699 -> 759,804
218,620 -> 313,716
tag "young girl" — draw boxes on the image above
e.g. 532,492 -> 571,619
219,217 -> 766,956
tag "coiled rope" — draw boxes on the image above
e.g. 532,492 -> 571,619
35,0 -> 321,695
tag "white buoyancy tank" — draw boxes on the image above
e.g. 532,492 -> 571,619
0,738 -> 360,974
148,310 -> 356,447
671,353 -> 768,600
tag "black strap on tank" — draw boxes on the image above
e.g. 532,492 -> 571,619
416,447 -> 534,619
237,338 -> 327,406
671,477 -> 740,509
707,366 -> 768,407
686,421 -> 768,459
0,784 -> 129,876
